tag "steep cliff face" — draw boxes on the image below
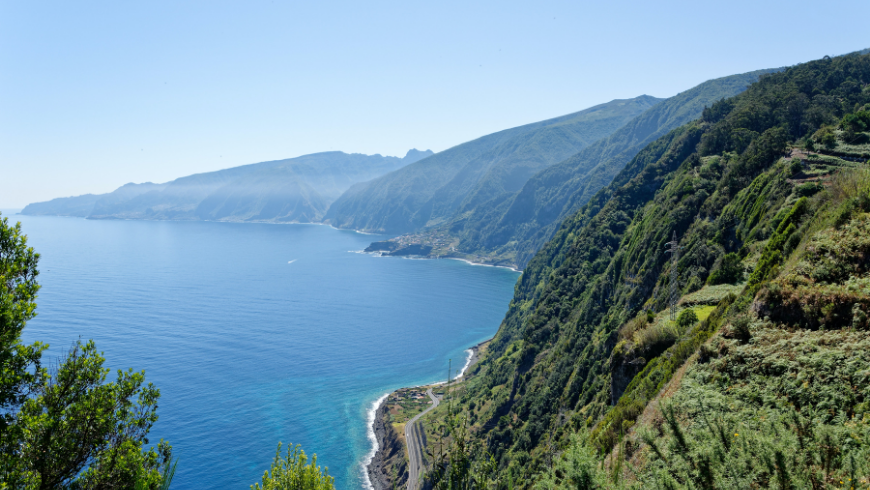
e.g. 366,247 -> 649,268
439,52 -> 870,484
367,403 -> 408,490
325,97 -> 662,233
444,68 -> 778,269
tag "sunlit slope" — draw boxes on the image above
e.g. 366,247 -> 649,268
324,96 -> 662,233
445,51 -> 870,484
447,68 -> 778,269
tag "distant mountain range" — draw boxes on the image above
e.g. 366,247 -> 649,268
324,96 -> 662,233
21,150 -> 432,222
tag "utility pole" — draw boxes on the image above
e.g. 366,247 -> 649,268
665,231 -> 682,321
446,359 -> 452,418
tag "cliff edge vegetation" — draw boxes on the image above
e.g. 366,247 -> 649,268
409,51 -> 870,489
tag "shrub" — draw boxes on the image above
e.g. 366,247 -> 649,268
677,309 -> 699,329
795,181 -> 823,197
252,443 -> 334,490
841,110 -> 870,133
707,253 -> 744,285
639,401 -> 870,490
534,434 -> 612,490
812,125 -> 838,148
730,314 -> 752,343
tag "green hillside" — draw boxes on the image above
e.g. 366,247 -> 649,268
446,69 -> 778,270
21,150 -> 431,222
408,52 -> 870,489
323,96 -> 662,233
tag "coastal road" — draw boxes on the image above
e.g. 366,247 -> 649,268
406,388 -> 440,490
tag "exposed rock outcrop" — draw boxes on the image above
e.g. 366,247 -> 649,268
367,402 -> 408,490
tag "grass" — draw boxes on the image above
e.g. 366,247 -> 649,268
693,305 -> 716,322
679,283 -> 745,307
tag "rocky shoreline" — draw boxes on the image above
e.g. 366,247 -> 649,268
367,400 -> 408,490
366,341 -> 488,489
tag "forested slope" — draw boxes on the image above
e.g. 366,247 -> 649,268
418,52 -> 870,489
448,69 -> 777,269
324,96 -> 661,233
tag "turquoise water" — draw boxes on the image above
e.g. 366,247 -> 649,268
9,213 -> 519,489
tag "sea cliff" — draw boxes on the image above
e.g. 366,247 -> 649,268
367,402 -> 408,490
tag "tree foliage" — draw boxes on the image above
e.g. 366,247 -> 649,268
705,253 -> 743,285
251,443 -> 335,490
0,213 -> 174,489
440,51 -> 870,483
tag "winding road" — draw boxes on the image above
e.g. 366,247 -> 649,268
405,388 -> 440,490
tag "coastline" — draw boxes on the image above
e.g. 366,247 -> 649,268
357,250 -> 523,273
16,213 -> 519,271
446,257 -> 521,273
364,339 -> 488,490
362,393 -> 392,490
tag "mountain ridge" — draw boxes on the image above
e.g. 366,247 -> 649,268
410,49 -> 870,489
22,149 -> 432,222
378,68 -> 780,270
324,96 -> 663,233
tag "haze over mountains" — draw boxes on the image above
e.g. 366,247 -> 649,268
327,68 -> 779,269
324,96 -> 662,232
22,150 -> 432,222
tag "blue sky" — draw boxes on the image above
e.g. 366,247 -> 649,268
1,0 -> 868,207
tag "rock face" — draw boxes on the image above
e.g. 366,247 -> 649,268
367,402 -> 408,490
364,241 -> 434,257
387,244 -> 433,257
364,241 -> 400,253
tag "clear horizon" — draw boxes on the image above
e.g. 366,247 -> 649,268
1,0 -> 868,207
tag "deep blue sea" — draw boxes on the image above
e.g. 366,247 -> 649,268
6,212 -> 520,489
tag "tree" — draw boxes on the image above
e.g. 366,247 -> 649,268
0,213 -> 174,488
0,213 -> 44,425
812,125 -> 838,149
706,253 -> 744,285
252,443 -> 334,490
676,309 -> 699,329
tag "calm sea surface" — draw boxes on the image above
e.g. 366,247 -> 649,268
7,212 -> 519,489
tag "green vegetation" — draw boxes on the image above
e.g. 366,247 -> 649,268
385,387 -> 436,424
326,96 -> 663,234
252,443 -> 335,490
445,69 -> 778,269
706,252 -> 744,285
0,213 -> 175,488
403,51 -> 870,488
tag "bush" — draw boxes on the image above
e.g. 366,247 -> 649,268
707,253 -> 744,285
252,443 -> 334,490
841,110 -> 870,133
729,314 -> 752,343
796,181 -> 824,197
677,309 -> 699,329
534,434 -> 612,490
812,125 -> 838,148
639,401 -> 870,490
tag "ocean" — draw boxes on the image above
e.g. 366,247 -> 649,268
7,212 -> 520,489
